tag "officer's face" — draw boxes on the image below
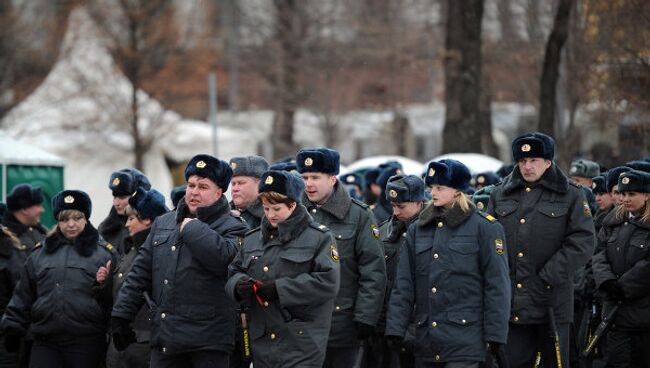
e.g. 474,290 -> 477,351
517,158 -> 552,183
430,185 -> 459,209
231,176 -> 260,209
621,192 -> 649,213
113,195 -> 130,215
595,192 -> 614,210
302,173 -> 336,204
392,202 -> 422,221
261,198 -> 296,227
185,175 -> 223,214
19,204 -> 45,226
612,185 -> 624,205
570,177 -> 592,187
58,213 -> 87,240
126,214 -> 152,236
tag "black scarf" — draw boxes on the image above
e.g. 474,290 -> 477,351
44,223 -> 100,257
175,195 -> 231,225
418,201 -> 476,228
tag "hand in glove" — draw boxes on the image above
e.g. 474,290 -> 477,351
487,341 -> 509,368
111,317 -> 136,351
600,280 -> 625,301
235,279 -> 254,300
356,322 -> 375,340
254,280 -> 279,301
385,335 -> 403,351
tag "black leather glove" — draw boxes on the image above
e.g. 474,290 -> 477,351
487,341 -> 509,368
111,317 -> 136,352
254,280 -> 278,301
356,322 -> 375,340
600,280 -> 625,301
235,279 -> 254,300
385,335 -> 403,350
3,327 -> 23,353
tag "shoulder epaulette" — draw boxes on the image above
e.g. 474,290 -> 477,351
33,241 -> 42,249
104,243 -> 114,252
479,212 -> 497,222
569,181 -> 581,189
351,198 -> 369,209
245,227 -> 261,237
310,223 -> 329,232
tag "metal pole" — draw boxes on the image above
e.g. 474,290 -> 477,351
209,73 -> 218,156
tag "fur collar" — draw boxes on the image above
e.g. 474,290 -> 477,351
99,207 -> 127,236
44,223 -> 100,257
124,227 -> 151,254
231,198 -> 265,219
502,163 -> 569,195
418,201 -> 476,228
302,183 -> 351,220
386,214 -> 419,242
0,227 -> 19,257
2,212 -> 47,238
261,204 -> 311,243
176,195 -> 231,224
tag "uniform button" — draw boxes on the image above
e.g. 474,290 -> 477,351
431,287 -> 437,293
335,306 -> 341,311
461,319 -> 466,324
431,321 -> 437,327
435,354 -> 440,361
270,333 -> 277,340
385,255 -> 388,260
624,222 -> 628,226
517,252 -> 524,258
56,282 -> 60,287
525,187 -> 531,192
269,235 -> 274,239
162,347 -> 167,353
513,316 -> 519,322
161,313 -> 166,319
263,266 -> 269,272
171,245 -> 176,251
298,330 -> 303,335
164,279 -> 169,285
311,209 -> 317,214
641,244 -> 645,248
402,233 -> 406,237
520,218 -> 526,224
516,283 -> 523,289
118,273 -> 123,278
433,253 -> 439,259
437,222 -> 444,228
264,301 -> 269,307
154,241 -> 158,245
337,235 -> 342,239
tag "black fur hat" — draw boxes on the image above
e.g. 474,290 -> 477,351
618,170 -> 650,194
258,170 -> 305,203
424,159 -> 471,192
129,187 -> 169,220
6,184 -> 44,211
606,166 -> 632,192
591,175 -> 607,195
52,190 -> 92,219
511,132 -> 555,161
109,168 -> 151,196
185,154 -> 233,190
296,148 -> 340,175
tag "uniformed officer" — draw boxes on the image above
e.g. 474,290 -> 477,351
487,132 -> 596,368
0,226 -> 22,367
111,154 -> 248,368
386,159 -> 510,368
368,174 -> 425,368
373,166 -> 403,224
97,187 -> 169,368
226,170 -> 340,367
99,168 -> 151,257
2,184 -> 47,262
569,159 -> 600,188
170,186 -> 186,210
592,170 -> 650,367
592,175 -> 614,234
339,172 -> 365,202
1,190 -> 116,368
229,155 -> 269,229
606,166 -> 632,207
471,171 -> 500,191
471,184 -> 496,211
296,147 -> 387,368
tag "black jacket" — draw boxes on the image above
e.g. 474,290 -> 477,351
99,207 -> 129,256
487,163 -> 596,324
1,224 -> 115,337
1,212 -> 47,264
230,198 -> 264,229
112,196 -> 248,354
0,227 -> 22,314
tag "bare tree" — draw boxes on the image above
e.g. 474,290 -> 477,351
442,0 -> 484,153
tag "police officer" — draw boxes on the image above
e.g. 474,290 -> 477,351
229,155 -> 269,229
386,159 -> 510,368
368,174 -> 425,368
487,132 -> 596,368
226,170 -> 340,367
111,154 -> 248,368
592,175 -> 614,234
296,147 -> 387,368
1,190 -> 115,368
373,166 -> 403,224
569,159 -> 600,188
96,187 -> 169,368
2,184 -> 47,262
592,170 -> 650,367
471,172 -> 500,191
0,226 -> 22,367
99,168 -> 151,257
607,166 -> 632,207
339,172 -> 365,202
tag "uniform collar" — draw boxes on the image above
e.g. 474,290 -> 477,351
44,223 -> 99,257
502,163 -> 569,195
261,204 -> 310,243
418,201 -> 475,228
303,183 -> 351,220
176,195 -> 231,224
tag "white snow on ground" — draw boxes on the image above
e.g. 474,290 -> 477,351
430,153 -> 504,174
342,155 -> 426,176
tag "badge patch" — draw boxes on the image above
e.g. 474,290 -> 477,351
428,168 -> 435,177
485,214 -> 496,222
330,245 -> 339,262
265,175 -> 274,185
196,160 -> 207,168
112,177 -> 120,186
521,144 -> 531,152
230,162 -> 237,169
389,189 -> 398,198
495,239 -> 504,254
583,201 -> 592,217
305,157 -> 313,166
371,224 -> 380,239
64,195 -> 75,204
621,177 -> 630,184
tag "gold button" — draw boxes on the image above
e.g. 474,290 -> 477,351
513,316 -> 519,322
525,187 -> 531,192
520,218 -> 526,224
270,333 -> 276,340
435,355 -> 440,361
516,283 -> 523,289
402,233 -> 406,237
337,235 -> 342,239
433,253 -> 439,259
517,252 -> 524,258
264,301 -> 269,307
431,287 -> 437,293
431,321 -> 437,327
263,266 -> 269,272
161,313 -> 166,319
311,209 -> 317,214
335,306 -> 341,311
269,235 -> 274,239
118,273 -> 123,278
171,245 -> 176,251
437,222 -> 444,228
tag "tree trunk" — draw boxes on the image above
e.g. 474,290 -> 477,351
442,0 -> 484,154
538,0 -> 574,137
479,76 -> 499,157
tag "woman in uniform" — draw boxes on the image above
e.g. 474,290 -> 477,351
592,169 -> 650,368
226,170 -> 340,368
1,190 -> 115,368
0,225 -> 22,367
385,159 -> 511,368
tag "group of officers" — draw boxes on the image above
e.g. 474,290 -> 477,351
0,131 -> 649,368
